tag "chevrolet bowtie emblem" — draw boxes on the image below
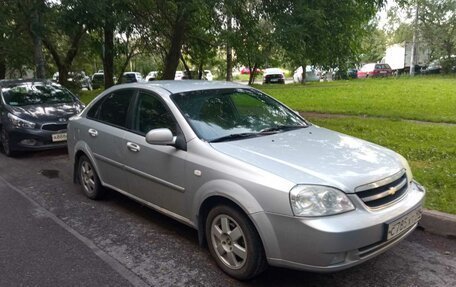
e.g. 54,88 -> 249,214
388,187 -> 398,195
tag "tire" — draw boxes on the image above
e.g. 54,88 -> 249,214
206,205 -> 267,280
78,155 -> 105,199
1,128 -> 15,157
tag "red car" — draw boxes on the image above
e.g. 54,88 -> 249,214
240,67 -> 262,74
357,63 -> 392,78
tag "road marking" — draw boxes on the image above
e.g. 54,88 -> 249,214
0,174 -> 149,287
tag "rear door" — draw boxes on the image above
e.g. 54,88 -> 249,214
83,88 -> 136,191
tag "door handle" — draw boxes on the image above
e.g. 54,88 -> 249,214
126,142 -> 140,152
88,129 -> 98,137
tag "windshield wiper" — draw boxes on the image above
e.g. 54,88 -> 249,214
209,132 -> 259,143
259,125 -> 307,134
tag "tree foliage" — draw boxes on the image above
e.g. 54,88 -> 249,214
1,0 -> 389,84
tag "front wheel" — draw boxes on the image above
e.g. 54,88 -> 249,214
78,155 -> 105,199
1,128 -> 14,157
206,205 -> 267,280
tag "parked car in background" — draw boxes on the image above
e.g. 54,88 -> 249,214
348,68 -> 358,79
121,72 -> 143,83
68,80 -> 425,280
293,66 -> 321,83
203,70 -> 213,81
91,73 -> 105,89
145,71 -> 159,81
0,79 -> 84,156
240,67 -> 262,74
52,71 -> 92,90
357,63 -> 392,78
421,61 -> 442,74
175,71 -> 184,80
263,68 -> 285,84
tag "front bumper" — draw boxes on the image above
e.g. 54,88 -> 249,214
251,182 -> 425,272
6,127 -> 68,151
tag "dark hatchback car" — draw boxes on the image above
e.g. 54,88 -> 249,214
0,80 -> 84,156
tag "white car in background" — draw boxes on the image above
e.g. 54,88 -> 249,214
203,70 -> 213,81
293,66 -> 321,83
175,71 -> 184,80
145,71 -> 158,81
121,72 -> 143,83
263,68 -> 285,84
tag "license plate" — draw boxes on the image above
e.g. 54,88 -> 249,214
52,133 -> 67,142
386,207 -> 422,240
380,71 -> 387,74
270,79 -> 278,82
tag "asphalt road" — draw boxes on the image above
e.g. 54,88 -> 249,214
0,149 -> 455,287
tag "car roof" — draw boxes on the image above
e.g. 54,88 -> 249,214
0,79 -> 53,87
264,68 -> 283,74
132,80 -> 246,94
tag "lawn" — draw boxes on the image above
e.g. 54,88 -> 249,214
258,76 -> 456,123
77,76 -> 456,214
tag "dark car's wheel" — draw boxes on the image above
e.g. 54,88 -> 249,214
206,205 -> 267,280
78,155 -> 105,199
1,128 -> 15,157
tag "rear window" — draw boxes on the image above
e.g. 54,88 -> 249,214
1,82 -> 75,106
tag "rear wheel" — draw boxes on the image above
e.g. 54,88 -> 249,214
1,128 -> 14,157
206,205 -> 267,280
78,155 -> 105,199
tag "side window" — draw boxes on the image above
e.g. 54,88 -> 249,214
86,99 -> 103,119
134,92 -> 176,134
375,64 -> 382,69
97,89 -> 134,128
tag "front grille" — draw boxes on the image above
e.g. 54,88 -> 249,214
355,170 -> 408,208
41,123 -> 67,131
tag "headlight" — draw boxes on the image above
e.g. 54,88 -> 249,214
290,185 -> 355,217
7,113 -> 36,129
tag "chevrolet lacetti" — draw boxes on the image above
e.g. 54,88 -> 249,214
67,81 -> 425,280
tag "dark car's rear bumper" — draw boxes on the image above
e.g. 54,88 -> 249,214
5,126 -> 68,151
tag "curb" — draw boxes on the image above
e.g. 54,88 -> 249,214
419,209 -> 456,238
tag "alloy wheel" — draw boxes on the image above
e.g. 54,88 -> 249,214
81,160 -> 95,194
210,214 -> 247,270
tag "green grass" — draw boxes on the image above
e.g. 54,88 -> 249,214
76,89 -> 103,105
257,76 -> 456,123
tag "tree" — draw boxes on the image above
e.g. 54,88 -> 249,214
17,0 -> 90,86
360,25 -> 388,63
265,0 -> 386,82
419,0 -> 456,72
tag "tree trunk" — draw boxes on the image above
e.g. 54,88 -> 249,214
225,16 -> 233,81
0,58 -> 6,79
103,23 -> 115,88
198,62 -> 203,79
162,16 -> 186,80
300,64 -> 306,84
248,64 -> 257,85
32,9 -> 46,78
180,55 -> 192,79
58,65 -> 69,86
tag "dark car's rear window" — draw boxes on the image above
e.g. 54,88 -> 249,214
1,82 -> 75,106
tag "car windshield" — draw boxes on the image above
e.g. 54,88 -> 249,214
1,82 -> 75,106
172,88 -> 308,142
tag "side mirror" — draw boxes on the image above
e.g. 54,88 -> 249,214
145,128 -> 176,146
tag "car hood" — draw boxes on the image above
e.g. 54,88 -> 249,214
9,102 -> 83,123
210,126 -> 406,193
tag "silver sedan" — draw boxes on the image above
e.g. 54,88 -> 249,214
67,81 -> 425,280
